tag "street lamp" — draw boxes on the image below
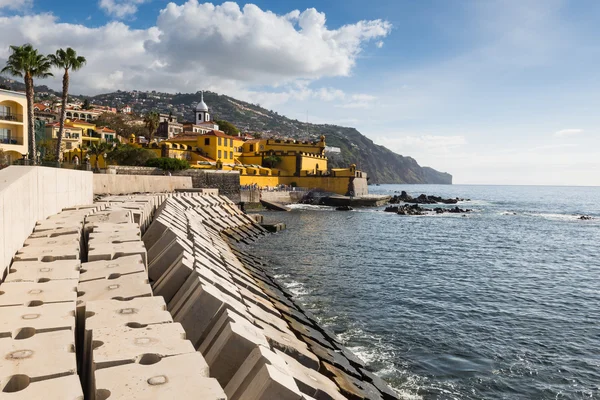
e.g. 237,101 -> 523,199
104,152 -> 108,170
36,151 -> 41,165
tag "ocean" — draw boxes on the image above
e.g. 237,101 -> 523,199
245,184 -> 600,399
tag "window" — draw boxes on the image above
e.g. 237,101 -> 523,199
198,113 -> 203,122
229,151 -> 233,159
230,139 -> 233,147
206,113 -> 210,121
205,138 -> 210,145
0,105 -> 11,117
66,142 -> 72,149
218,137 -> 222,146
218,150 -> 222,159
224,152 -> 228,159
249,144 -> 254,152
0,128 -> 13,144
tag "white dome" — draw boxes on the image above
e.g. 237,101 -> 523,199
195,101 -> 208,112
195,91 -> 209,112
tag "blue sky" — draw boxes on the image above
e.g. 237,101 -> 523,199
1,0 -> 600,185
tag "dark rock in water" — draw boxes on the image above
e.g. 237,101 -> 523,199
579,215 -> 593,220
336,206 -> 353,211
303,336 -> 361,378
384,206 -> 399,213
389,191 -> 468,205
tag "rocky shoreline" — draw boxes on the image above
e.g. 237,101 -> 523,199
385,204 -> 472,216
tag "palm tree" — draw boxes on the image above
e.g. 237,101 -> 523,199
143,111 -> 160,143
48,48 -> 86,162
1,44 -> 53,164
85,142 -> 110,172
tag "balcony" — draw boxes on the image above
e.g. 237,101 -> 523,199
0,111 -> 23,123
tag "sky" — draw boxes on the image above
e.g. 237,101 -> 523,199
1,0 -> 599,185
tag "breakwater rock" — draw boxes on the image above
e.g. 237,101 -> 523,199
385,204 -> 472,215
390,191 -> 468,205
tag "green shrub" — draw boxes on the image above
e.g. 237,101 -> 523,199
107,145 -> 157,166
146,157 -> 190,171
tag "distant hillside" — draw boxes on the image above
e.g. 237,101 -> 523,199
0,77 -> 451,184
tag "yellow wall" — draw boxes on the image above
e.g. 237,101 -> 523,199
239,175 -> 352,195
0,89 -> 28,157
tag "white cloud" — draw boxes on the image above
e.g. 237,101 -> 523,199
0,2 -> 390,102
377,134 -> 467,154
376,41 -> 383,48
147,1 -> 391,85
0,0 -> 31,11
99,0 -> 149,19
554,128 -> 583,137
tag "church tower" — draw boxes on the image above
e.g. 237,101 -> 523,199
195,91 -> 210,125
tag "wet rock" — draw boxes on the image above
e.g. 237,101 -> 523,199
360,368 -> 400,400
579,215 -> 593,220
322,362 -> 384,400
302,336 -> 361,379
389,191 -> 468,205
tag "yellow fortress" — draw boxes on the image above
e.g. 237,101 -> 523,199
140,92 -> 367,196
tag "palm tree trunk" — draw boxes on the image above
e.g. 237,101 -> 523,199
56,68 -> 69,162
25,73 -> 35,165
94,155 -> 99,172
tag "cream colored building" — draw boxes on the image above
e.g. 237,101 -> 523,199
0,88 -> 28,162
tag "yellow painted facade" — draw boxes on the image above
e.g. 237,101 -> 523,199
0,89 -> 28,162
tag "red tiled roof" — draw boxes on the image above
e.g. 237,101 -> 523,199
203,130 -> 242,141
97,126 -> 116,133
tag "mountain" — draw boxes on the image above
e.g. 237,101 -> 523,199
0,77 -> 451,184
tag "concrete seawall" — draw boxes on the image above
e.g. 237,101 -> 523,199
93,174 -> 193,195
0,166 -> 93,277
0,170 -> 399,398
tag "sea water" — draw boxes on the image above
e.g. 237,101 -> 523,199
246,185 -> 600,399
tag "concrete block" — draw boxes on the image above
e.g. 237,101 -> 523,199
23,233 -> 80,247
94,353 -> 225,400
87,222 -> 140,234
239,286 -> 281,317
152,252 -> 194,304
147,237 -> 192,282
195,263 -> 242,301
275,349 -> 347,400
85,210 -> 133,226
302,336 -> 359,379
0,373 -> 83,399
322,362 -> 384,400
246,301 -> 291,334
88,323 -> 196,399
359,368 -> 401,400
0,302 -> 75,338
14,244 -> 80,262
0,281 -> 77,307
90,323 -> 195,371
77,275 -> 152,305
170,278 -> 250,346
28,227 -> 81,239
0,330 -> 76,383
87,242 -> 147,266
224,345 -> 303,400
198,308 -> 269,386
258,321 -> 320,371
34,220 -> 83,233
83,297 -> 172,336
282,314 -> 335,350
5,260 -> 80,283
88,230 -> 141,244
79,255 -> 145,283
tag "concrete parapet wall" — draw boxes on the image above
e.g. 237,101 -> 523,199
0,166 -> 93,275
108,166 -> 241,203
93,174 -> 193,195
